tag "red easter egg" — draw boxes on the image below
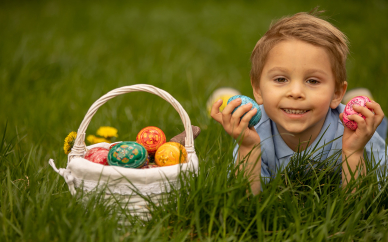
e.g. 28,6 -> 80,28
85,147 -> 107,160
136,126 -> 166,155
85,147 -> 109,165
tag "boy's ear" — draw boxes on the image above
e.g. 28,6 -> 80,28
251,78 -> 264,105
330,81 -> 348,109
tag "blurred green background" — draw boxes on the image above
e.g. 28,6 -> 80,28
1,0 -> 388,240
1,0 -> 387,162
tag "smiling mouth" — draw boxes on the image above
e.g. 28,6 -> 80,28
282,109 -> 309,114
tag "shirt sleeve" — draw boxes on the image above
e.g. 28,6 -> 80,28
260,153 -> 272,184
365,132 -> 388,182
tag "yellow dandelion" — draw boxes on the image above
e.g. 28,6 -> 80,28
86,135 -> 110,144
96,126 -> 118,138
64,131 -> 77,155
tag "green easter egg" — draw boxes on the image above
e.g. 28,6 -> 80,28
108,141 -> 148,168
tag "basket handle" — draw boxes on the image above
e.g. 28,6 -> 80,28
68,84 -> 195,163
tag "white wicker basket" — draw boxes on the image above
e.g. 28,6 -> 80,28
49,84 -> 198,219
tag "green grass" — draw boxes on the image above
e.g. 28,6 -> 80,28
1,0 -> 388,241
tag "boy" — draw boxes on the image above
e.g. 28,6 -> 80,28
211,11 -> 386,195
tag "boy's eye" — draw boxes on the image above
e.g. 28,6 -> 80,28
307,79 -> 319,84
275,78 -> 287,83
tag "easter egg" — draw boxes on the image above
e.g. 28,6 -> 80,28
136,126 -> 166,155
109,142 -> 122,150
227,95 -> 262,128
206,87 -> 241,116
85,147 -> 109,165
155,142 -> 187,167
141,164 -> 160,169
139,155 -> 150,168
343,96 -> 373,130
108,141 -> 148,168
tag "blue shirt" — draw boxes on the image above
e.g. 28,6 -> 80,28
233,104 -> 387,181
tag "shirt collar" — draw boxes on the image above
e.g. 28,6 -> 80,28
271,108 -> 338,159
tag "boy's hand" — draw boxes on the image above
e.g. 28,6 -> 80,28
211,98 -> 261,149
340,101 -> 385,155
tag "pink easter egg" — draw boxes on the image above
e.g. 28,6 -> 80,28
85,147 -> 109,165
343,96 -> 373,130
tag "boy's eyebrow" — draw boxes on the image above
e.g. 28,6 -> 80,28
267,67 -> 329,76
267,67 -> 289,74
305,69 -> 329,76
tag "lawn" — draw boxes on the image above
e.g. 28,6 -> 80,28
1,0 -> 388,241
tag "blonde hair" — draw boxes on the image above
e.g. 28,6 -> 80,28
250,10 -> 349,90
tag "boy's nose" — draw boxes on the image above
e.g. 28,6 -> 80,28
286,81 -> 305,99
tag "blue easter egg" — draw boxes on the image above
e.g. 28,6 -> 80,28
227,95 -> 262,128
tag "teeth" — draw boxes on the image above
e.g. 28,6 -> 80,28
283,109 -> 308,114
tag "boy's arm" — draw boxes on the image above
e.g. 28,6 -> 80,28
211,98 -> 262,194
341,151 -> 365,187
340,101 -> 385,187
237,142 -> 262,195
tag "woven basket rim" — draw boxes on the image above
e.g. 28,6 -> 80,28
67,84 -> 196,166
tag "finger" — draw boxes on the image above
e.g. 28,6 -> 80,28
355,103 -> 384,130
230,103 -> 253,126
210,99 -> 222,114
238,107 -> 257,128
222,98 -> 242,114
210,99 -> 223,124
222,98 -> 242,127
347,114 -> 367,131
352,105 -> 374,119
232,103 -> 252,118
366,101 -> 385,121
339,113 -> 344,124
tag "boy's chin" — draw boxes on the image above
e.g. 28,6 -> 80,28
278,124 -> 314,136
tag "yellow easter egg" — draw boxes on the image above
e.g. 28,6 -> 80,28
206,87 -> 241,116
155,142 -> 187,167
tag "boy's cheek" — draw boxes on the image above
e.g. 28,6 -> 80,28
252,88 -> 264,105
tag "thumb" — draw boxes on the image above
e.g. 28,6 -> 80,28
210,99 -> 223,124
339,113 -> 344,124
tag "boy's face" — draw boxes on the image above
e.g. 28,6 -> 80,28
252,39 -> 346,139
